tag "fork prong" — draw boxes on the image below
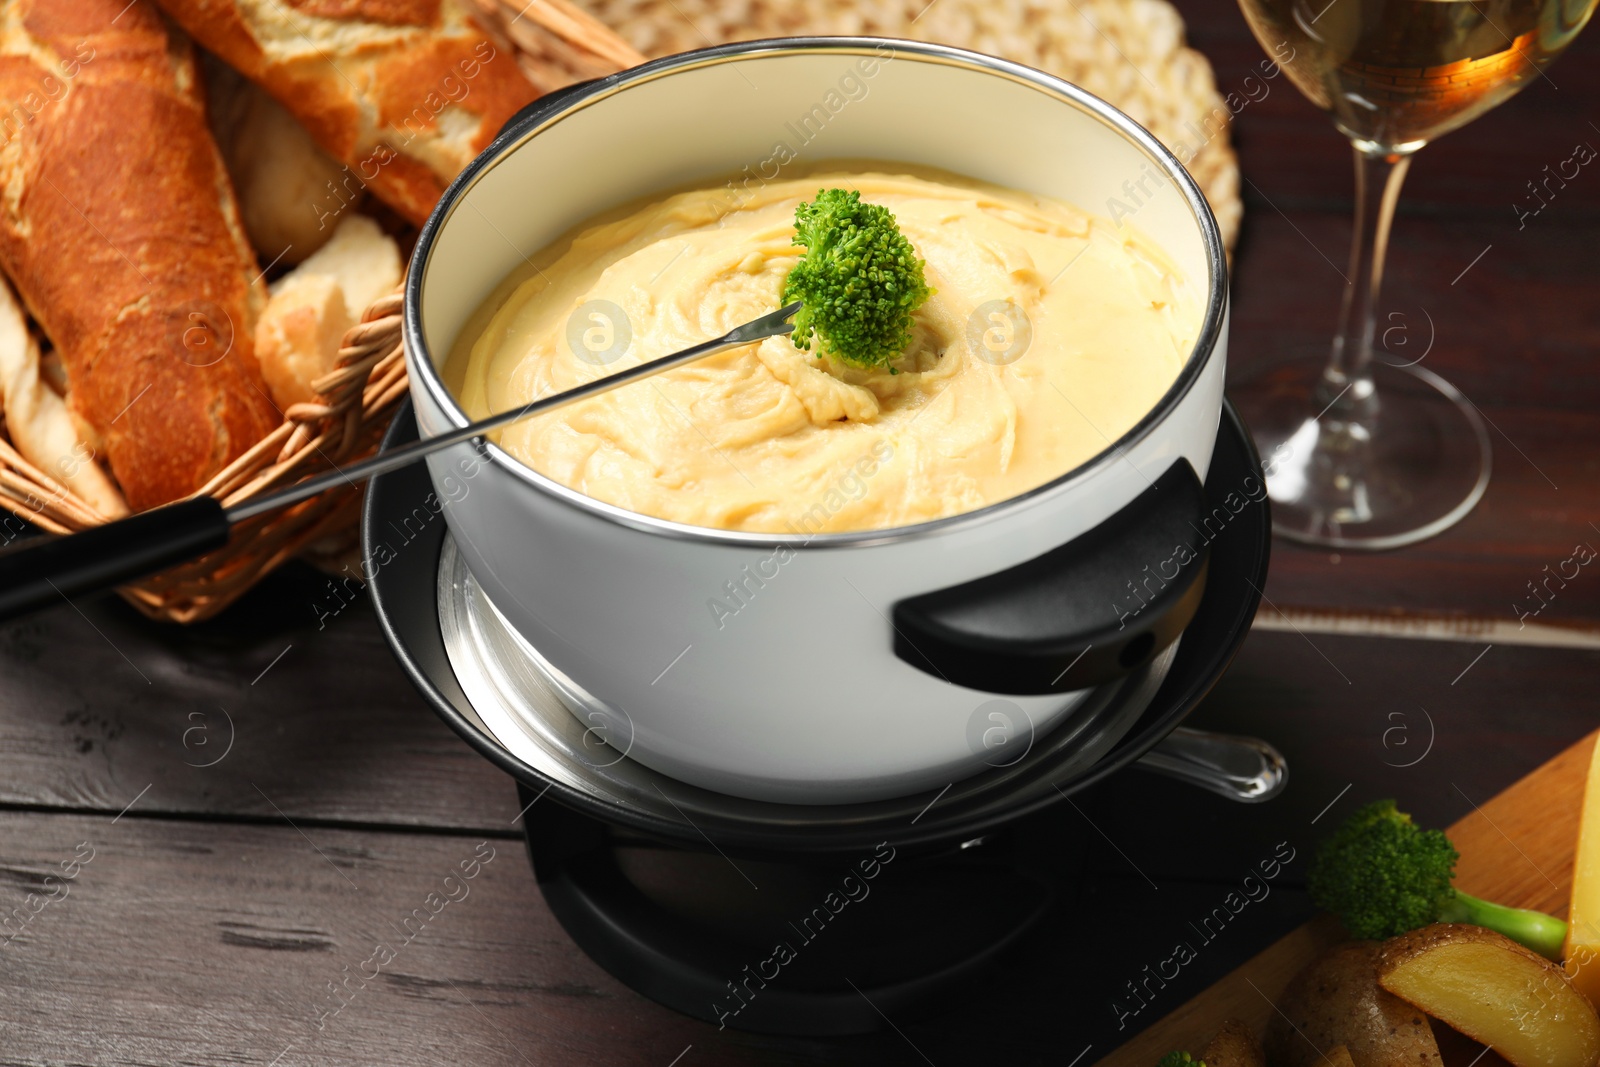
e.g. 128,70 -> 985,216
725,300 -> 803,344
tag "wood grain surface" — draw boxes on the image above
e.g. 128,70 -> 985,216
0,564 -> 520,831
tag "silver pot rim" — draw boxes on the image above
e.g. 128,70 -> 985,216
405,36 -> 1230,550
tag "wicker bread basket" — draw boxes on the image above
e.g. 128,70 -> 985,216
0,291 -> 411,624
0,4 -> 643,624
0,0 -> 1238,624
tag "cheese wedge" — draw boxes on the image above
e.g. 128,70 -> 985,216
1564,736 -> 1600,1006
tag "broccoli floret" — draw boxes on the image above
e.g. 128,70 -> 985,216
1309,798 -> 1457,936
1309,799 -> 1568,959
1157,1053 -> 1204,1067
781,188 -> 932,370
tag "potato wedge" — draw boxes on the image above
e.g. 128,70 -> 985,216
1378,924 -> 1600,1067
1200,1019 -> 1265,1067
1265,941 -> 1444,1067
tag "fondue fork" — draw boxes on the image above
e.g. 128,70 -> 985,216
0,302 -> 803,623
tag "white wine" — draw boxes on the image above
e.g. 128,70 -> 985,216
1239,0 -> 1597,150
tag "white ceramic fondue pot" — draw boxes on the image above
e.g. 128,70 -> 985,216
404,38 -> 1230,804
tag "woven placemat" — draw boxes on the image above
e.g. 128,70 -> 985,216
574,0 -> 1242,249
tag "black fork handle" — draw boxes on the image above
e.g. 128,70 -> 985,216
0,497 -> 231,623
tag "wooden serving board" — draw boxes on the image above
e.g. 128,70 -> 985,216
1096,730 -> 1597,1067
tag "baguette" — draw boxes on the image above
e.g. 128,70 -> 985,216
0,274 -> 128,520
205,52 -> 358,267
152,0 -> 548,228
257,213 -> 401,409
0,0 -> 279,511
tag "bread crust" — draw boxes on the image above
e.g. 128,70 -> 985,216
153,0 -> 540,227
0,0 -> 278,511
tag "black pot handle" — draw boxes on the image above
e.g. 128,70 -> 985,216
892,459 -> 1209,694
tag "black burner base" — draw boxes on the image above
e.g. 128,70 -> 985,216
522,793 -> 1078,1035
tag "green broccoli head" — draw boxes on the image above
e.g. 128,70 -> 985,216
781,188 -> 933,371
1308,798 -> 1459,939
1157,1052 -> 1204,1067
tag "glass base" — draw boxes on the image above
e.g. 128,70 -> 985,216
1231,359 -> 1492,551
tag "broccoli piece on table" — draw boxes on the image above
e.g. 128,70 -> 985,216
1309,798 -> 1568,959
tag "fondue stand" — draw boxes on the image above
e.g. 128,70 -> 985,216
365,401 -> 1277,1036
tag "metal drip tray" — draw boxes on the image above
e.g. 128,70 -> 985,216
436,532 -> 1173,844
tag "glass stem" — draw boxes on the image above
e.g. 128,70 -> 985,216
1320,144 -> 1415,420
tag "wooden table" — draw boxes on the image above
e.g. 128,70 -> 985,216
2,5 -> 1597,1063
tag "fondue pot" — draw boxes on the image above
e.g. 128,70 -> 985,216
380,41 -> 1256,1031
403,38 -> 1230,804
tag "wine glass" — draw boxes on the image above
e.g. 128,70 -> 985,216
1232,0 -> 1596,548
